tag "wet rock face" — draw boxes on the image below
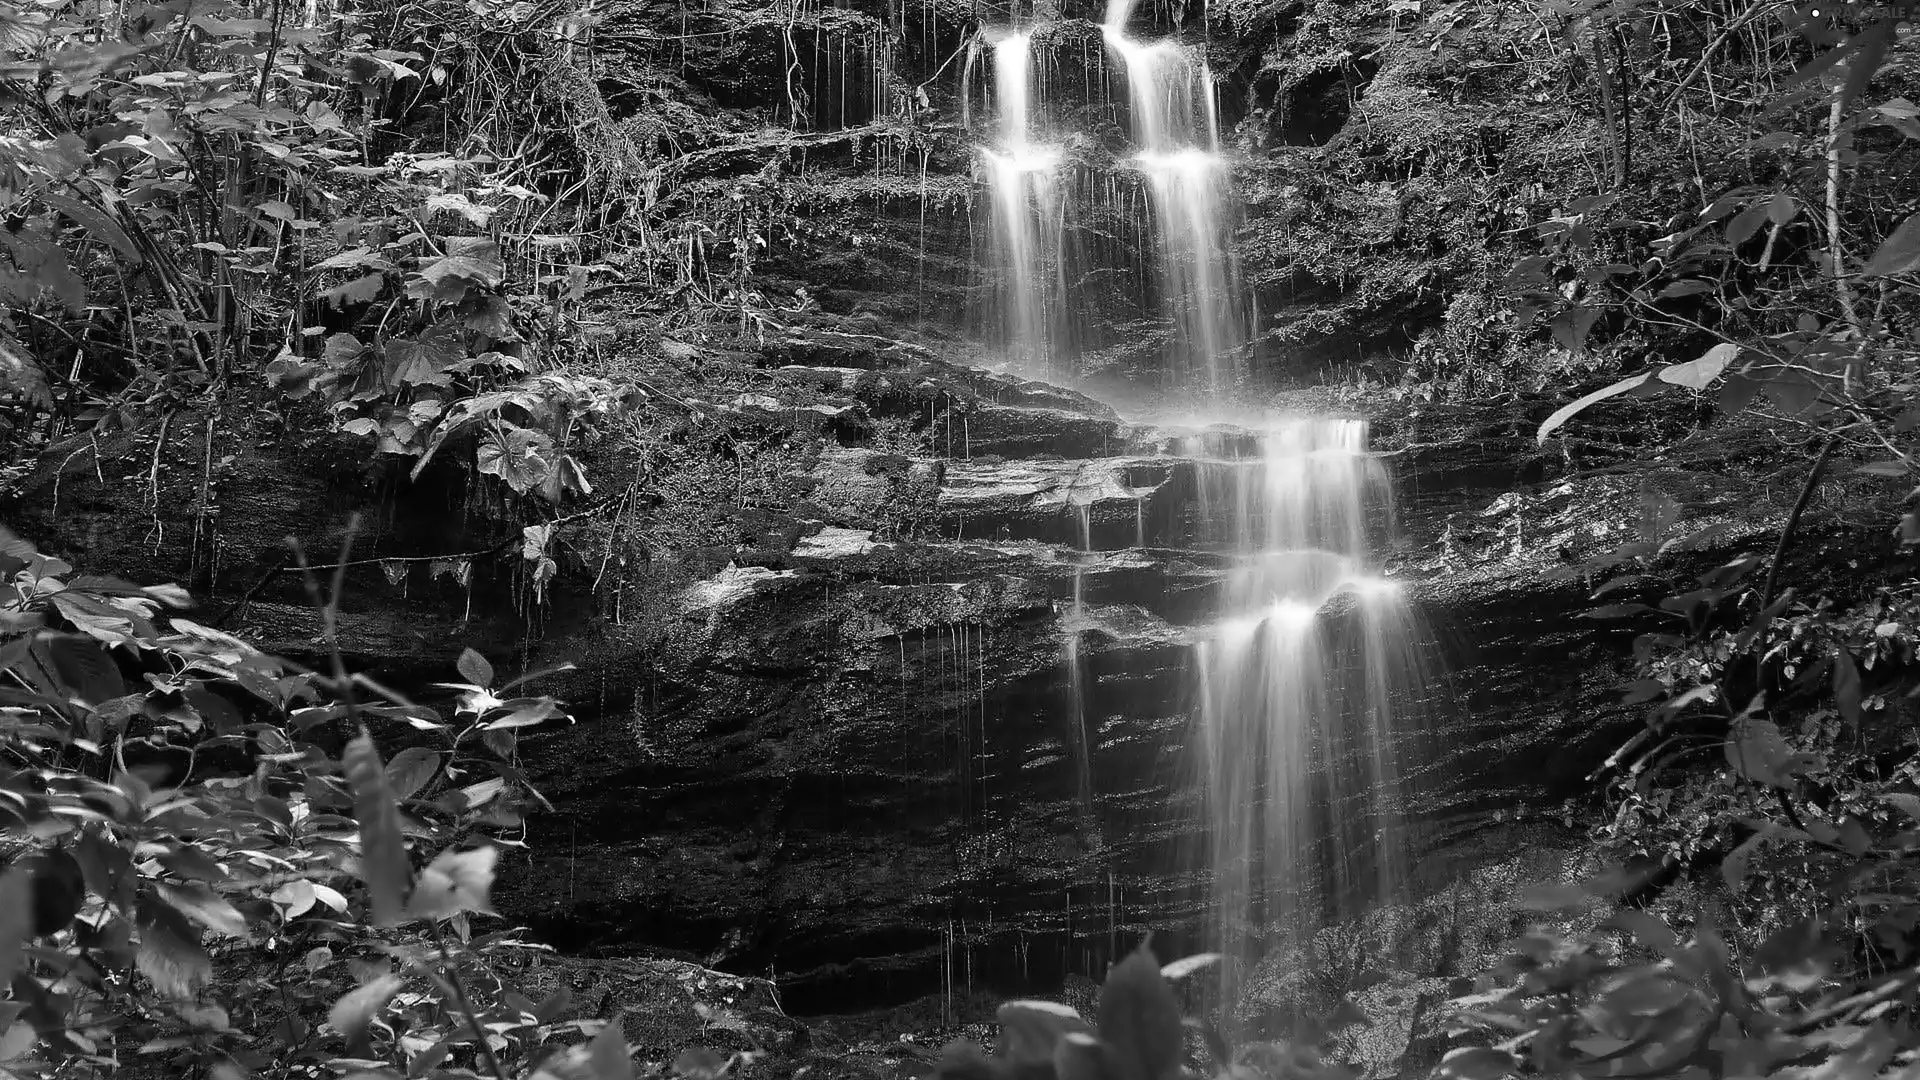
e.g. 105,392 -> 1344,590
490,373 -> 1729,1015
10,363 -> 1868,1025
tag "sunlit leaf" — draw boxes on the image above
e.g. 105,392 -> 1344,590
329,972 -> 404,1057
1658,343 -> 1739,390
405,846 -> 496,920
1537,373 -> 1650,444
998,1000 -> 1089,1066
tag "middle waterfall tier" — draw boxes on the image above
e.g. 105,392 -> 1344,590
1186,419 -> 1414,988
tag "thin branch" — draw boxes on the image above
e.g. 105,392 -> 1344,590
1759,435 -> 1840,613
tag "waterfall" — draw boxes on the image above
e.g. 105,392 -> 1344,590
1188,420 -> 1412,982
1102,0 -> 1244,391
969,2 -> 1244,386
974,29 -> 1065,376
963,0 -> 1410,1004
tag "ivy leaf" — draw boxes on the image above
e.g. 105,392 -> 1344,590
324,332 -> 368,367
344,728 -> 410,927
1864,213 -> 1920,278
311,247 -> 391,272
405,846 -> 497,920
1097,943 -> 1182,1080
1537,373 -> 1650,444
1550,306 -> 1600,354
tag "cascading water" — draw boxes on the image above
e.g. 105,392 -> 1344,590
964,0 -> 1413,1005
1188,421 -> 1414,986
1101,0 -> 1244,390
972,29 -> 1065,375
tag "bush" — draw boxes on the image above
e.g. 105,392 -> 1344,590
0,521 -> 676,1078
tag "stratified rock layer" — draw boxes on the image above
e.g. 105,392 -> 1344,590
9,354 -> 1895,1020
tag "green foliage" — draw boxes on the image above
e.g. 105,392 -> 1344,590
0,521 -> 760,1078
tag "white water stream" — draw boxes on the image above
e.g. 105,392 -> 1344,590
966,0 -> 1411,986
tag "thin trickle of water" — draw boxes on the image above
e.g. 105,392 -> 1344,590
1064,501 -> 1096,812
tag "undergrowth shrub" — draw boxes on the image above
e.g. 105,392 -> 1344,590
0,519 -> 756,1078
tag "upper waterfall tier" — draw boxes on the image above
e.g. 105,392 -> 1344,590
967,6 -> 1247,390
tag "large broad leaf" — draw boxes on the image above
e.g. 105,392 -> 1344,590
344,728 -> 411,926
383,322 -> 462,387
1726,717 -> 1823,787
33,633 -> 125,705
475,424 -> 554,494
41,193 -> 142,262
156,881 -> 248,937
1550,307 -> 1601,354
384,747 -> 442,801
1097,944 -> 1183,1080
1865,213 -> 1920,278
411,236 -> 503,303
135,895 -> 211,998
590,1022 -> 637,1080
1537,373 -> 1650,445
